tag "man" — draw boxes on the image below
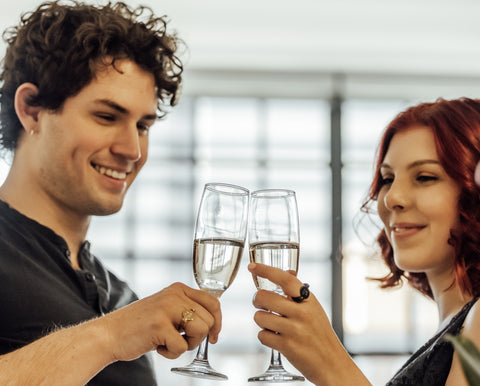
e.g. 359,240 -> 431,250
0,1 -> 221,384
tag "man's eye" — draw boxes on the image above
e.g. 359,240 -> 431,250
96,114 -> 115,122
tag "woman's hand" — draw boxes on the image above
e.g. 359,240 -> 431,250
249,263 -> 371,386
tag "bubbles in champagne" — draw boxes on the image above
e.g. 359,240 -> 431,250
193,238 -> 244,297
249,242 -> 299,293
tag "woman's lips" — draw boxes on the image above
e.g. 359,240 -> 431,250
390,223 -> 426,239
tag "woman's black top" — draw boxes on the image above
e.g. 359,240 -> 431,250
387,297 -> 479,386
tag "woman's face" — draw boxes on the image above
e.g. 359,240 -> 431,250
377,125 -> 461,277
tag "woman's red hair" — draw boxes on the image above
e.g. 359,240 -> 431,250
362,98 -> 480,299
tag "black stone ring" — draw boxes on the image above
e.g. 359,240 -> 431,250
292,283 -> 310,303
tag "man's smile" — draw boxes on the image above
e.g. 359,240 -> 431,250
93,164 -> 128,180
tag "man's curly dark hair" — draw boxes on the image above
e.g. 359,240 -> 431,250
0,0 -> 183,151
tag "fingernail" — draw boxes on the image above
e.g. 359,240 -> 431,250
248,263 -> 256,271
252,291 -> 257,305
475,161 -> 480,186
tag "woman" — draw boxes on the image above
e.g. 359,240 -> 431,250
249,97 -> 480,385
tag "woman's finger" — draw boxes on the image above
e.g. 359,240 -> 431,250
248,263 -> 307,300
475,161 -> 480,186
253,289 -> 311,318
253,308 -> 295,334
257,327 -> 284,352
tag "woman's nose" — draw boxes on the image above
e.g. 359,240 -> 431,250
383,179 -> 410,211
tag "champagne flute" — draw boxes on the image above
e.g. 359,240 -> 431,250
248,189 -> 305,383
171,182 -> 249,380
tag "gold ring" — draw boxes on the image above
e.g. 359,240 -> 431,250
180,308 -> 196,330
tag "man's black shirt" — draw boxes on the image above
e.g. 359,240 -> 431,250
0,200 -> 156,385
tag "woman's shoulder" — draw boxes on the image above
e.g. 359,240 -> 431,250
443,298 -> 480,385
463,297 -> 480,341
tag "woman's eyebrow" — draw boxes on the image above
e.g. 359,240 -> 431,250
380,159 -> 440,170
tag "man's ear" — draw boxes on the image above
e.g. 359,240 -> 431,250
14,83 -> 42,135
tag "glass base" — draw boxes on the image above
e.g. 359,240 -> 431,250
248,364 -> 305,383
171,358 -> 228,381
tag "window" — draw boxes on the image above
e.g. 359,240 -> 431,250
0,91 -> 449,385
87,95 -> 439,384
88,96 -> 332,385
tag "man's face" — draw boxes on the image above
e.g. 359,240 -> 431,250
33,59 -> 157,217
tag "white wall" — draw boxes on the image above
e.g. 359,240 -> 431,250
2,0 -> 480,78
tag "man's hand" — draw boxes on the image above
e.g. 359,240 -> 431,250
0,282 -> 221,386
102,282 -> 221,361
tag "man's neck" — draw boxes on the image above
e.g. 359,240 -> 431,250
0,172 -> 90,270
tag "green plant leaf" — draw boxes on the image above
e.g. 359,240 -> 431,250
444,333 -> 480,386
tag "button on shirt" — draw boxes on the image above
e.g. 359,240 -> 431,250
0,200 -> 156,385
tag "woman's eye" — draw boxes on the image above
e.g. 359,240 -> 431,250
417,175 -> 437,182
137,123 -> 150,135
380,176 -> 393,185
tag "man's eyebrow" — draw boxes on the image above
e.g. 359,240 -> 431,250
94,99 -> 157,120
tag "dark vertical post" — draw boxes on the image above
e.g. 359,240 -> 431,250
188,97 -> 197,231
330,94 -> 344,342
256,98 -> 268,188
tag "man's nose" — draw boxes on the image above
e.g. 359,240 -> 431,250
111,124 -> 142,161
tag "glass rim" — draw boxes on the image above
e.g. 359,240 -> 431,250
204,182 -> 249,195
251,188 -> 295,198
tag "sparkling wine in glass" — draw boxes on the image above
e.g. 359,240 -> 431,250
248,189 -> 305,383
171,182 -> 249,380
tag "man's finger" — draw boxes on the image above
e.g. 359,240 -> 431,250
156,326 -> 189,359
173,283 -> 222,341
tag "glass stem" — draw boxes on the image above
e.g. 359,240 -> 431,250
270,349 -> 284,368
194,336 -> 210,362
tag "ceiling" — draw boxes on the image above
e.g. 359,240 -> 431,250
2,0 -> 480,98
